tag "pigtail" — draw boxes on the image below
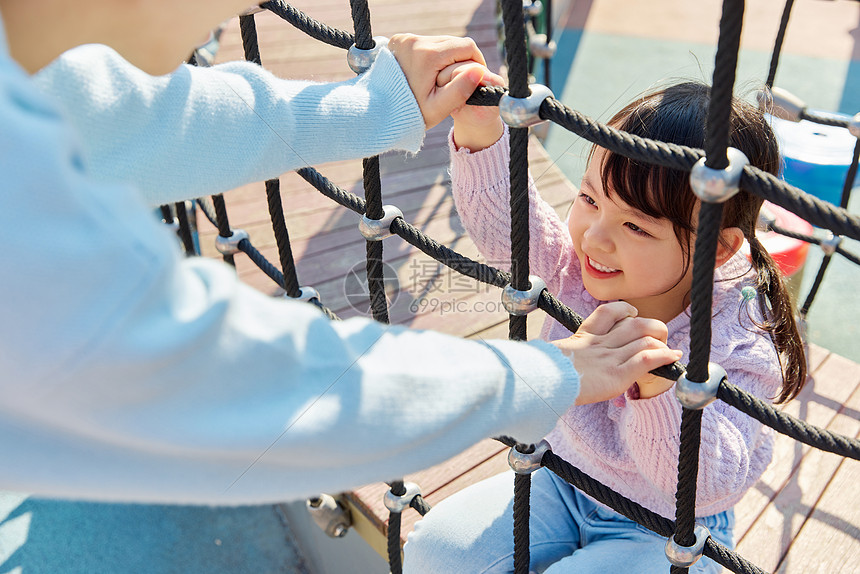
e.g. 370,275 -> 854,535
748,235 -> 807,403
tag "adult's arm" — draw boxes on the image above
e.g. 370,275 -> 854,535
3,53 -> 579,505
34,44 -> 425,206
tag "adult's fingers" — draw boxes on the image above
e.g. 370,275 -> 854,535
619,346 -> 684,381
437,62 -> 505,88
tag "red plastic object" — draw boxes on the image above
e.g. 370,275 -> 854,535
741,201 -> 813,278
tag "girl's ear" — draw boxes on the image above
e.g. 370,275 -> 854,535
715,227 -> 745,267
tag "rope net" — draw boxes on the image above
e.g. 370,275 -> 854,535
165,1 -> 860,572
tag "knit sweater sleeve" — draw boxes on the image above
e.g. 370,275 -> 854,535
34,44 -> 425,206
449,125 -> 575,295
618,302 -> 781,515
2,31 -> 582,505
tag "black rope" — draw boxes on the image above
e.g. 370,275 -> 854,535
240,13 -> 303,298
512,472 -> 532,574
174,201 -> 197,256
296,164 -> 687,380
209,195 -> 236,266
798,139 -> 859,315
234,238 -> 339,319
239,14 -> 262,65
673,2 -> 745,568
265,179 -> 302,298
543,450 -> 770,574
261,1 -> 354,49
800,108 -> 852,129
387,480 -> 406,574
466,86 -> 860,241
200,7 -> 860,574
765,0 -> 794,88
349,0 -> 374,50
703,0 -> 743,171
717,380 -> 860,459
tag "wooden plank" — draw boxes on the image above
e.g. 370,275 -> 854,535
733,349 -> 860,573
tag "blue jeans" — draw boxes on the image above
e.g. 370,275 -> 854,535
403,468 -> 734,574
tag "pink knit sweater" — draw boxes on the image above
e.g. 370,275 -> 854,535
449,127 -> 782,519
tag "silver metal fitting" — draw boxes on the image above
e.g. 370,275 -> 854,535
689,147 -> 749,203
820,232 -> 843,256
215,229 -> 249,255
763,86 -> 806,122
529,35 -> 557,59
499,84 -> 554,128
193,30 -> 221,67
508,439 -> 550,474
849,113 -> 860,138
240,5 -> 265,16
383,482 -> 421,513
523,0 -> 543,17
501,275 -> 547,315
306,494 -> 351,538
285,286 -> 321,303
358,205 -> 403,241
757,204 -> 776,231
665,524 -> 710,568
675,363 -> 726,410
347,36 -> 389,74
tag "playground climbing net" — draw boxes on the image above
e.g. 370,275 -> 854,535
161,1 -> 860,573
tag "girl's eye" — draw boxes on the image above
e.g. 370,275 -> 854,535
578,192 -> 597,206
625,222 -> 652,237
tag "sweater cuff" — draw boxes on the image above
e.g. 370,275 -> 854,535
449,124 -> 511,192
481,338 -> 581,443
362,48 -> 426,153
622,389 -> 683,443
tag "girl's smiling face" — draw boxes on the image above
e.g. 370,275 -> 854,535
569,149 -> 694,323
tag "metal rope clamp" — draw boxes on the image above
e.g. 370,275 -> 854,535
501,275 -> 546,315
215,229 -> 249,255
306,494 -> 352,538
358,205 -> 403,241
347,36 -> 389,74
529,35 -> 557,60
499,84 -> 554,128
523,0 -> 543,17
285,286 -> 321,304
819,232 -> 842,256
757,86 -> 806,122
383,482 -> 421,513
665,523 -> 711,568
689,148 -> 749,203
675,362 -> 726,410
849,113 -> 860,138
508,439 -> 550,474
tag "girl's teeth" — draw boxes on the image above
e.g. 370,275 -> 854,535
590,258 -> 618,273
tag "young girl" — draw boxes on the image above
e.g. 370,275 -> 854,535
403,79 -> 807,573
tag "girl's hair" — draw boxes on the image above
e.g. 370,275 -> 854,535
597,81 -> 806,403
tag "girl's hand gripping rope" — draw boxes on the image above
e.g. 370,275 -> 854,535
388,34 -> 495,130
436,60 -> 506,152
550,302 -> 683,405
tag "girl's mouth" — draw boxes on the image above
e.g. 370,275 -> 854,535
585,256 -> 621,277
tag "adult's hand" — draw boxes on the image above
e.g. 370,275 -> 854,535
550,302 -> 683,405
388,34 -> 488,130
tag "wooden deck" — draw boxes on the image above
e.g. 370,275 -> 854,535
199,1 -> 860,572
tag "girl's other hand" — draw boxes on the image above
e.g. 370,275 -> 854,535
550,302 -> 683,405
436,62 -> 506,152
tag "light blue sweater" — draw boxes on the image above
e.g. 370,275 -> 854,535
0,15 -> 579,504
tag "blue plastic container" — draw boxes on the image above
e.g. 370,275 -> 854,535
769,114 -> 860,206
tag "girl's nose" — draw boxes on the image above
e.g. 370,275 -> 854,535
582,221 -> 614,252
